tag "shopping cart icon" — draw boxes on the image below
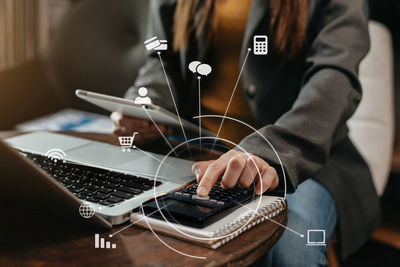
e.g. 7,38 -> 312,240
119,132 -> 139,152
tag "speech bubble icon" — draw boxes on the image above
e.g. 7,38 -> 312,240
188,61 -> 201,73
196,63 -> 212,76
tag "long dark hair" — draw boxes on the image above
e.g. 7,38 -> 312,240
173,0 -> 308,58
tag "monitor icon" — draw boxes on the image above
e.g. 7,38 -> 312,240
306,229 -> 326,246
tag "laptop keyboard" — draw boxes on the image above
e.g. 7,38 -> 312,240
24,152 -> 162,207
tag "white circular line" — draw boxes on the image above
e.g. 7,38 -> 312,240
144,115 -> 286,258
152,137 -> 263,242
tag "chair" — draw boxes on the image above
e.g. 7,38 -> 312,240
328,21 -> 395,266
347,21 -> 395,197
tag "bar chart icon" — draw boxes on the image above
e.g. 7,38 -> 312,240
94,234 -> 116,249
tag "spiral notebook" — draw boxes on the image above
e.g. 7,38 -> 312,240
130,196 -> 286,249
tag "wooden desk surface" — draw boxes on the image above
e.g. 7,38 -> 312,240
0,131 -> 287,267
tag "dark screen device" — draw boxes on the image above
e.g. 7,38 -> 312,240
141,183 -> 255,228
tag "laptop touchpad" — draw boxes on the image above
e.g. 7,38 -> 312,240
67,143 -> 145,168
116,156 -> 194,183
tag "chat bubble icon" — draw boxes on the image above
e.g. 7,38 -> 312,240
188,61 -> 201,73
197,63 -> 212,76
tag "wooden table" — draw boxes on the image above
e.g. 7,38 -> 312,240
0,131 -> 287,267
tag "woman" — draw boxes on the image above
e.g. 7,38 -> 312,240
112,0 -> 379,265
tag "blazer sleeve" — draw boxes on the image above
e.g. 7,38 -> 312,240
124,0 -> 182,112
239,0 -> 370,192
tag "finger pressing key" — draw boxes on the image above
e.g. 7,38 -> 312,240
192,160 -> 213,182
196,160 -> 227,196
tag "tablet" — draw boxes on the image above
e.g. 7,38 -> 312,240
75,89 -> 215,137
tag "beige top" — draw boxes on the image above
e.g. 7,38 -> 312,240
201,0 -> 255,145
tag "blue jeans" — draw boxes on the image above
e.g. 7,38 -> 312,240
254,178 -> 337,267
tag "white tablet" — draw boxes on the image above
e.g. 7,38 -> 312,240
75,89 -> 215,137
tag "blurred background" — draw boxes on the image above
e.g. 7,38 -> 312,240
0,0 -> 399,265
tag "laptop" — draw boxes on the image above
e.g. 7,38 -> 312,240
1,131 -> 195,229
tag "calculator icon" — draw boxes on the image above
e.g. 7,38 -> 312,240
253,35 -> 268,55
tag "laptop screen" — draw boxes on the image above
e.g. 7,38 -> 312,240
307,230 -> 325,244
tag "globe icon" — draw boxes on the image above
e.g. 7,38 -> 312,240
79,202 -> 95,218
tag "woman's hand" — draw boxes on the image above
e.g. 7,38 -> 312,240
110,112 -> 173,142
192,150 -> 279,196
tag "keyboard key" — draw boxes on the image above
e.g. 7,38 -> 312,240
111,190 -> 134,199
93,192 -> 109,200
99,200 -> 114,207
109,172 -> 123,177
133,176 -> 150,184
192,195 -> 209,201
144,180 -> 162,187
69,186 -> 84,194
79,176 -> 91,181
107,196 -> 124,203
109,177 -> 123,183
214,195 -> 222,200
85,185 -> 100,191
97,172 -> 107,178
122,174 -> 137,181
75,181 -> 89,187
86,197 -> 100,203
98,188 -> 114,194
84,170 -> 94,176
104,182 -> 119,189
119,186 -> 143,195
92,180 -> 106,186
76,194 -> 88,200
121,181 -> 152,191
81,190 -> 95,196
68,175 -> 79,181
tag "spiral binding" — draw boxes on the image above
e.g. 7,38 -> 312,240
211,198 -> 287,242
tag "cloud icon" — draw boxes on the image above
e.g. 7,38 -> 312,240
188,61 -> 212,76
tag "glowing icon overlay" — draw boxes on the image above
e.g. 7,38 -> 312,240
144,36 -> 168,51
119,132 -> 139,152
253,35 -> 268,55
188,61 -> 212,76
306,229 -> 326,246
134,87 -> 151,104
94,234 -> 116,249
79,201 -> 95,219
45,148 -> 66,163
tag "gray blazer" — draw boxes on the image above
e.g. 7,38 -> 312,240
126,0 -> 380,259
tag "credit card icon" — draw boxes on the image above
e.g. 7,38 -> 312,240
144,36 -> 167,51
